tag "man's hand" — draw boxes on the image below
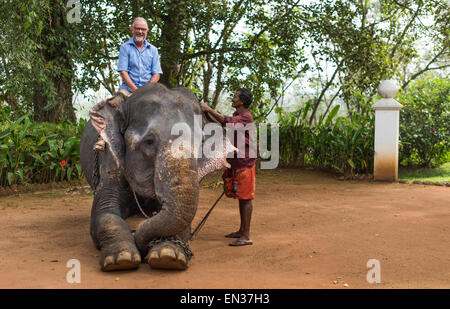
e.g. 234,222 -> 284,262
199,102 -> 225,125
199,102 -> 211,113
119,71 -> 138,91
149,74 -> 160,83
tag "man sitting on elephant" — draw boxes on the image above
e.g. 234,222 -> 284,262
90,17 -> 163,150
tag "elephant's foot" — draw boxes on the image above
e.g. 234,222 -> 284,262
100,241 -> 141,271
145,237 -> 193,270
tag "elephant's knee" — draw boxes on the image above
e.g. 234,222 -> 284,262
93,213 -> 132,246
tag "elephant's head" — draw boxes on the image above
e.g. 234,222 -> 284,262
95,83 -> 234,254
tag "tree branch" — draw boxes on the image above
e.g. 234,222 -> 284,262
212,0 -> 247,50
389,3 -> 422,60
309,61 -> 342,125
322,87 -> 341,119
95,3 -> 116,94
401,47 -> 450,89
257,65 -> 310,120
182,0 -> 303,60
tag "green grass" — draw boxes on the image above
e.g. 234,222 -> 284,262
399,162 -> 450,183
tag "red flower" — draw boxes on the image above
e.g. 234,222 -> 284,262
61,160 -> 66,167
403,102 -> 407,106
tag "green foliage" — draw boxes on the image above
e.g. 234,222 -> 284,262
276,74 -> 449,175
0,0 -> 80,122
277,104 -> 374,176
398,75 -> 450,167
1,0 -> 448,126
299,0 -> 449,123
0,109 -> 86,186
76,0 -> 306,114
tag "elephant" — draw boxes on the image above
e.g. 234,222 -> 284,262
80,83 -> 234,271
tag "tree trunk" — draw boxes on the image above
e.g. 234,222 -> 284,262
32,2 -> 76,123
158,3 -> 183,88
131,0 -> 140,17
33,77 -> 75,123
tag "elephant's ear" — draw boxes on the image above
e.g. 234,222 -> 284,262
89,98 -> 128,170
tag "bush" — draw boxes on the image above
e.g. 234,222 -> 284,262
277,103 -> 374,176
0,112 -> 87,186
398,76 -> 450,167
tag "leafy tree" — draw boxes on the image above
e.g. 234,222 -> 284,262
1,0 -> 448,125
78,0 -> 306,119
0,0 -> 80,122
297,0 -> 449,123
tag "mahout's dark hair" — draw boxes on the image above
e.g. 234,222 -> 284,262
236,88 -> 253,108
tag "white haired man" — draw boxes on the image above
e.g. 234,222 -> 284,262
90,17 -> 163,150
117,17 -> 162,92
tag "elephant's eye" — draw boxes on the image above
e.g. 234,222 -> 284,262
140,136 -> 154,146
139,137 -> 156,158
139,137 -> 155,151
139,132 -> 157,154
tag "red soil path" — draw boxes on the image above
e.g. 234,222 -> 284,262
0,168 -> 448,289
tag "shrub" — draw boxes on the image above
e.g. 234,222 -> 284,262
398,76 -> 450,167
276,103 -> 374,176
0,113 -> 87,186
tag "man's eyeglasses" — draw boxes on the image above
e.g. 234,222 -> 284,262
133,27 -> 148,32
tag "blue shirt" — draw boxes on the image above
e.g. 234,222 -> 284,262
117,38 -> 163,91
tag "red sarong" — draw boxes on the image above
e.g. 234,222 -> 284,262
222,165 -> 255,200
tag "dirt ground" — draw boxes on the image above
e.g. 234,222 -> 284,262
0,168 -> 448,289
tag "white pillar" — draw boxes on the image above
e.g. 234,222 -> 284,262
373,80 -> 403,182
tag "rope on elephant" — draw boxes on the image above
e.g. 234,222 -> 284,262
132,190 -> 152,219
92,144 -> 100,193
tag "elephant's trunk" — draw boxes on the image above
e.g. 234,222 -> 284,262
134,143 -> 198,254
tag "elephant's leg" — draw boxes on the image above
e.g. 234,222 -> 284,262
91,189 -> 141,271
145,227 -> 193,270
93,213 -> 142,271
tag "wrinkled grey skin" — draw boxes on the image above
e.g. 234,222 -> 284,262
80,83 -> 232,271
